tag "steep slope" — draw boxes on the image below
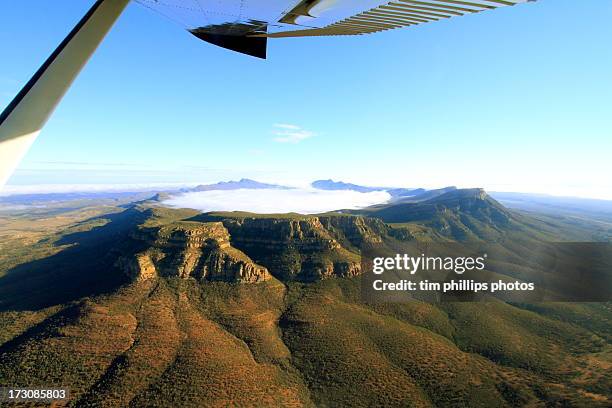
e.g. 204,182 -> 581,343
363,188 -> 547,241
196,213 -> 404,281
282,279 -> 610,407
0,201 -> 610,407
116,220 -> 270,283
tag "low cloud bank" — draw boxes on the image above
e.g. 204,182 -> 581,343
0,182 -> 201,196
162,188 -> 391,214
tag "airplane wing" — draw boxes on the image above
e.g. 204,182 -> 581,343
0,0 -> 535,190
134,0 -> 534,58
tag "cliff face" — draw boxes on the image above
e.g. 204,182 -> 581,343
116,208 -> 410,283
317,215 -> 389,247
116,221 -> 270,284
218,215 -> 393,281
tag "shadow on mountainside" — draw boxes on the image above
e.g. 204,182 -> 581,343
0,208 -> 145,312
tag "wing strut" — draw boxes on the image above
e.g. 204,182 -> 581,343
0,0 -> 130,189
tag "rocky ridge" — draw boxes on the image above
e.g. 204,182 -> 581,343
218,214 -> 402,281
116,209 -> 410,284
116,221 -> 271,283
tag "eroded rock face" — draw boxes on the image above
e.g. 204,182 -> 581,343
115,253 -> 157,282
222,217 -> 340,250
117,222 -> 270,284
219,216 -> 373,281
116,212 -> 405,283
317,215 -> 388,247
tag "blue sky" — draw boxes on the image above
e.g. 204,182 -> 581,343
1,0 -> 611,198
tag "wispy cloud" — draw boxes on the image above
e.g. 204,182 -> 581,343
272,123 -> 315,144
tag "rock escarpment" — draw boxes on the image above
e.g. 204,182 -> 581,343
317,215 -> 389,247
116,206 -> 413,283
117,221 -> 270,283
218,215 -> 394,281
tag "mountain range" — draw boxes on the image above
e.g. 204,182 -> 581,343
0,181 -> 612,407
0,184 -> 610,406
190,178 -> 291,192
3,179 -> 611,221
312,179 -> 427,198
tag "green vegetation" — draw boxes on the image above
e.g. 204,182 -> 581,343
0,193 -> 610,407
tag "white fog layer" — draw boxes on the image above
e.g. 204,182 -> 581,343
162,188 -> 391,214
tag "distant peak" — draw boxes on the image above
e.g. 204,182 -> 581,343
434,188 -> 487,201
191,179 -> 291,192
311,179 -> 382,193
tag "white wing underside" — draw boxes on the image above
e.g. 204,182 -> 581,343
135,0 -> 532,38
0,0 -> 534,189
